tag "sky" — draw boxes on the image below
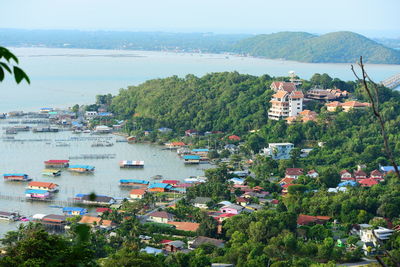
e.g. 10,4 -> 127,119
0,0 -> 399,37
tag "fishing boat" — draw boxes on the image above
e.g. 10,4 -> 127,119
0,211 -> 19,221
68,165 -> 95,173
44,160 -> 69,168
42,169 -> 61,177
3,173 -> 31,182
151,175 -> 163,180
119,160 -> 144,168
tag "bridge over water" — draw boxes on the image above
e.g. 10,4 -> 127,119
381,73 -> 400,89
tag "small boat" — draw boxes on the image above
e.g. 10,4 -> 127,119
151,175 -> 163,180
3,173 -> 31,182
68,165 -> 95,173
42,169 -> 61,177
44,160 -> 69,168
119,160 -> 144,168
0,211 -> 19,221
83,130 -> 91,133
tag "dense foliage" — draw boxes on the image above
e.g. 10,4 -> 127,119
234,31 -> 400,64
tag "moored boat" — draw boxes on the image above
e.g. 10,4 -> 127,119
44,160 -> 69,168
68,164 -> 95,173
3,173 -> 31,182
119,160 -> 144,168
0,211 -> 19,221
42,169 -> 61,177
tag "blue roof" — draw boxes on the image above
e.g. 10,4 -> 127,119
75,193 -> 86,198
148,183 -> 173,189
120,179 -> 149,185
192,148 -> 209,152
63,207 -> 87,212
183,155 -> 201,160
338,181 -> 358,187
69,165 -> 95,170
25,189 -> 48,194
3,173 -> 28,177
98,112 -> 113,116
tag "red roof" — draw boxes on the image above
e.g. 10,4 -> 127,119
279,177 -> 295,184
175,183 -> 194,188
96,208 -> 112,213
170,142 -> 186,146
358,178 -> 379,187
44,160 -> 69,164
282,183 -> 297,188
236,197 -> 248,203
218,213 -> 236,218
228,135 -> 241,141
354,170 -> 367,177
148,211 -> 174,219
370,169 -> 383,177
162,180 -> 180,185
297,214 -> 331,225
271,82 -> 297,93
285,168 -> 303,176
340,170 -> 351,175
271,199 -> 279,205
28,181 -> 58,189
160,239 -> 173,244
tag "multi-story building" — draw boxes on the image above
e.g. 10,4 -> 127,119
268,82 -> 304,121
262,143 -> 294,160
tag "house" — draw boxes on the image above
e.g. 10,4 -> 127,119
279,177 -> 295,185
148,211 -> 174,223
167,221 -> 200,232
62,207 -> 87,216
228,135 -> 241,141
28,181 -> 58,192
140,246 -> 164,255
285,110 -> 317,124
188,236 -> 225,250
148,183 -> 173,192
285,168 -> 304,179
191,197 -> 212,209
119,179 -> 149,187
297,214 -> 331,226
307,170 -> 319,178
360,226 -> 394,246
41,214 -> 68,227
130,189 -> 147,199
162,180 -> 179,186
215,213 -> 236,223
96,208 -> 112,216
81,195 -> 115,206
370,170 -> 384,180
85,111 -> 97,119
340,170 -> 353,181
358,178 -> 379,187
325,101 -> 371,112
262,143 -> 294,160
78,215 -> 114,229
268,89 -> 304,121
183,155 -> 201,164
163,240 -> 185,252
229,177 -> 245,185
220,204 -> 244,214
94,125 -> 111,134
354,170 -> 367,181
25,189 -> 51,199
166,142 -> 186,149
306,88 -> 348,101
185,129 -> 198,137
236,197 -> 250,206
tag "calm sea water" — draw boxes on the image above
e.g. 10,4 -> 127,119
1,47 -> 400,113
0,122 -> 210,236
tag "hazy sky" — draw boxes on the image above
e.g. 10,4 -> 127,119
1,0 -> 399,37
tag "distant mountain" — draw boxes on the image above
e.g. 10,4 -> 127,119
233,31 -> 400,64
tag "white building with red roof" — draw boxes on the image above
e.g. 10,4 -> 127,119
268,82 -> 304,120
285,168 -> 304,179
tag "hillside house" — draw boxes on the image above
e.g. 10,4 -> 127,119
340,170 -> 353,181
262,143 -> 294,160
148,211 -> 174,223
268,90 -> 304,120
191,197 -> 212,209
285,168 -> 304,179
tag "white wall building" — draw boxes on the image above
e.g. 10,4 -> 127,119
262,143 -> 294,160
268,82 -> 304,121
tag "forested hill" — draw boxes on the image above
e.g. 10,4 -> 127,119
233,31 -> 400,64
110,72 -> 273,133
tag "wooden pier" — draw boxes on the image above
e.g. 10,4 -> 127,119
381,73 -> 400,89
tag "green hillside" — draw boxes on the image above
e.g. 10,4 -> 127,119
234,31 -> 400,64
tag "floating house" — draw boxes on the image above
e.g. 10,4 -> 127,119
77,194 -> 116,206
119,179 -> 149,187
148,183 -> 173,192
25,189 -> 51,200
191,149 -> 209,160
42,169 -> 61,177
3,173 -> 31,182
44,160 -> 70,168
68,165 -> 95,173
0,211 -> 19,221
119,160 -> 144,168
162,180 -> 180,186
62,207 -> 88,216
41,214 -> 68,227
183,155 -> 201,164
28,181 -> 59,192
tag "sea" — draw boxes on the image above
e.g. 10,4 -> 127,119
1,47 -> 400,113
0,47 -> 400,236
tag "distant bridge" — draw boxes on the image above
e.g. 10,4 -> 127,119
381,73 -> 400,89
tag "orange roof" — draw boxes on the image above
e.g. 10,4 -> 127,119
167,221 -> 200,232
228,135 -> 241,141
299,110 -> 317,116
290,91 -> 304,99
341,101 -> 371,107
272,90 -> 288,98
79,216 -> 113,227
28,181 -> 58,189
326,101 -> 341,107
170,141 -> 186,146
279,177 -> 295,184
297,214 -> 331,225
271,82 -> 297,92
130,189 -> 146,195
358,178 -> 379,187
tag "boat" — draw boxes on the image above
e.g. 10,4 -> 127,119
83,130 -> 91,133
3,173 -> 31,182
44,160 -> 69,168
119,160 -> 144,168
42,169 -> 61,177
151,175 -> 163,180
0,211 -> 19,221
68,165 -> 95,173
119,179 -> 149,187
